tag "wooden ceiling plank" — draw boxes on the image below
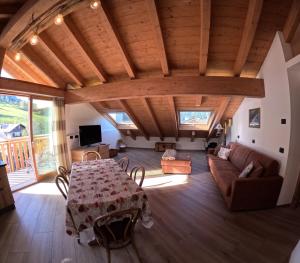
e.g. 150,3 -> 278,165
283,0 -> 300,42
65,76 -> 265,104
39,32 -> 84,86
99,1 -> 135,79
233,0 -> 263,76
145,0 -> 169,76
63,16 -> 107,83
0,77 -> 64,97
119,100 -> 149,140
22,45 -> 64,88
142,97 -> 164,140
5,54 -> 38,83
0,47 -> 5,71
167,96 -> 179,140
199,0 -> 211,75
208,97 -> 231,138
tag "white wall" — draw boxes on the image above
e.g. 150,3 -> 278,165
124,136 -> 208,150
230,32 -> 300,205
65,103 -> 121,149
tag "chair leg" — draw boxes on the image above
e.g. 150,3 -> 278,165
106,247 -> 111,263
131,239 -> 142,263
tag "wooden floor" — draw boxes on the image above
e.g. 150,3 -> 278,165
8,168 -> 36,191
0,148 -> 299,263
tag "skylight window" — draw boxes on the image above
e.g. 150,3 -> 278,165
108,112 -> 134,125
179,111 -> 212,125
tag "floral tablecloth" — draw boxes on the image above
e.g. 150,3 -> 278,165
66,159 -> 153,236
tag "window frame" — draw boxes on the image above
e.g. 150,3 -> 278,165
178,109 -> 215,130
107,111 -> 137,130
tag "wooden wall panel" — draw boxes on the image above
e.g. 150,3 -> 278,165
206,0 -> 248,76
105,0 -> 161,73
157,0 -> 200,69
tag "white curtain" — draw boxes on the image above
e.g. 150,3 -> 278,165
53,98 -> 71,170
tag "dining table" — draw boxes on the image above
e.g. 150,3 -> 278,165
65,158 -> 153,238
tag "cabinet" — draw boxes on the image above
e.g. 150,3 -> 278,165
155,142 -> 176,152
71,144 -> 110,162
0,161 -> 15,214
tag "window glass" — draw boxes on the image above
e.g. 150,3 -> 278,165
179,111 -> 212,125
108,112 -> 134,125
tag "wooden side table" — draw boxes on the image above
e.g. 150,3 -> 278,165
0,161 -> 15,215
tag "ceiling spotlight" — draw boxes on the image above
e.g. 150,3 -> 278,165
54,13 -> 64,25
14,52 -> 21,61
90,1 -> 100,9
30,33 -> 39,45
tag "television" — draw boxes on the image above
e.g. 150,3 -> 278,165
79,125 -> 102,146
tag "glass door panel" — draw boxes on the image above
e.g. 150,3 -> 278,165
0,95 -> 36,190
32,99 -> 56,176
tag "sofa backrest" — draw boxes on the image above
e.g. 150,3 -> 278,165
228,143 -> 279,177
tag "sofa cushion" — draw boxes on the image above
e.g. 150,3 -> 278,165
228,144 -> 252,171
215,171 -> 238,196
239,161 -> 254,178
245,151 -> 279,177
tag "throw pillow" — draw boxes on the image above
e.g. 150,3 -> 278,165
217,147 -> 231,160
239,161 -> 254,178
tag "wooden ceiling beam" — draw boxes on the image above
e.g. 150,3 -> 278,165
65,76 -> 264,104
0,0 -> 63,47
5,54 -> 38,83
119,100 -> 149,140
167,96 -> 179,141
39,32 -> 84,86
99,1 -> 135,79
283,0 -> 300,42
233,0 -> 263,76
0,47 -> 5,71
0,3 -> 23,18
141,97 -> 164,140
127,129 -> 136,140
22,45 -> 64,88
146,0 -> 169,76
208,97 -> 231,138
63,16 -> 107,83
0,77 -> 64,97
199,0 -> 211,75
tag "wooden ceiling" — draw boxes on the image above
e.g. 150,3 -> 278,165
0,0 -> 297,140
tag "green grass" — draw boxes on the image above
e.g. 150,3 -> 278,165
0,102 -> 50,135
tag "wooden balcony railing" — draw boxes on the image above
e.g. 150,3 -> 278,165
0,135 -> 49,174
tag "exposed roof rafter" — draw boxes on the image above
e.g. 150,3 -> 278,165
167,96 -> 179,141
283,0 -> 300,42
233,0 -> 263,76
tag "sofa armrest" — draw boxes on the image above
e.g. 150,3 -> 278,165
230,176 -> 283,211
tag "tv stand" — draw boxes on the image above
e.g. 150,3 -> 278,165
71,144 -> 109,162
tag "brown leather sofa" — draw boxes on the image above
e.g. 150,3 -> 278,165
207,143 -> 283,211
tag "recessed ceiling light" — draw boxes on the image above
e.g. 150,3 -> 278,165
30,34 -> 39,45
90,1 -> 100,9
14,52 -> 21,61
54,13 -> 64,25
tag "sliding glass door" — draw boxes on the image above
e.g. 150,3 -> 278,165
32,99 -> 56,177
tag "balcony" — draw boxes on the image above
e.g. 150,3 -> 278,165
0,135 -> 54,191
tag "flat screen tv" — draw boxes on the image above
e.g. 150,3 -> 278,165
79,125 -> 102,146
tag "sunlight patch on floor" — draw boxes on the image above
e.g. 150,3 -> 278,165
143,174 -> 188,188
19,182 -> 60,195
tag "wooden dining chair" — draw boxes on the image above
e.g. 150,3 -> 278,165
81,151 -> 102,161
93,208 -> 142,263
58,165 -> 70,180
55,174 -> 81,244
130,166 -> 145,187
118,157 -> 129,172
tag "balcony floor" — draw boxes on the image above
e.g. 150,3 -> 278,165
8,168 -> 36,191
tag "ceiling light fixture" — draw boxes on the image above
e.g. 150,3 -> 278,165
54,13 -> 64,25
90,1 -> 100,9
14,52 -> 21,61
30,33 -> 39,45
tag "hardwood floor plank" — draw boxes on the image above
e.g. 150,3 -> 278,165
0,148 -> 299,263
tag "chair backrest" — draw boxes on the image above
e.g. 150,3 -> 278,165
58,165 -> 69,178
130,166 -> 145,187
55,174 -> 69,200
118,157 -> 129,172
82,151 -> 101,161
93,208 -> 141,249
